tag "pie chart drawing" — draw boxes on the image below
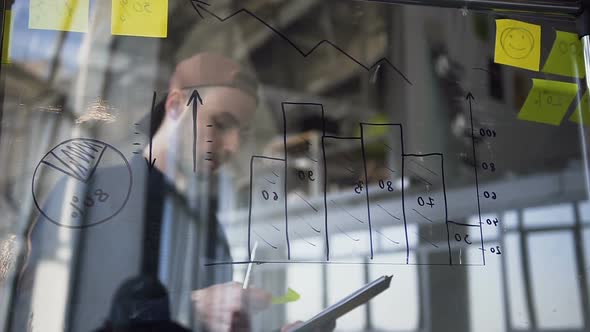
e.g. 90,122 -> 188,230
32,138 -> 132,228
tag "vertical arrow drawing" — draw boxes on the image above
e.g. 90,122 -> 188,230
187,89 -> 203,173
145,91 -> 157,172
466,92 -> 485,265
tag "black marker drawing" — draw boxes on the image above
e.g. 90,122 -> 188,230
412,208 -> 434,223
466,92 -> 486,265
190,1 -> 412,86
294,231 -> 317,247
133,123 -> 142,155
330,200 -> 364,224
253,229 -> 278,250
375,229 -> 399,245
500,27 -> 535,60
376,203 -> 400,221
187,89 -> 203,173
336,225 -> 360,242
233,101 -> 486,266
294,192 -> 318,212
32,138 -> 132,229
145,91 -> 157,172
406,158 -> 438,176
307,222 -> 321,234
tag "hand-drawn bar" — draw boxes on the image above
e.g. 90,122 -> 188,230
360,123 -> 407,264
248,155 -> 287,261
283,103 -> 327,261
402,153 -> 451,265
243,102 -> 484,266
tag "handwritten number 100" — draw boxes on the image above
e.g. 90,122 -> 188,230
479,128 -> 497,137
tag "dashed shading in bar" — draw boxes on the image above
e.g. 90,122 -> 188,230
403,154 -> 450,265
323,136 -> 371,261
448,221 -> 485,265
283,103 -> 326,261
361,123 -> 406,263
248,156 -> 287,261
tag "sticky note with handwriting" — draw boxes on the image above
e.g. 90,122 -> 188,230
29,0 -> 89,32
111,0 -> 168,38
494,19 -> 541,71
518,79 -> 578,126
570,91 -> 590,125
2,10 -> 12,64
542,31 -> 585,78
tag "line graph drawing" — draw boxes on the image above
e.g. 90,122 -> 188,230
226,97 -> 487,267
189,0 -> 413,86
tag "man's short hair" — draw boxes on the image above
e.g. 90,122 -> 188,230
139,53 -> 259,138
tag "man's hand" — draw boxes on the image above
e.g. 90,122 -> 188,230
192,282 -> 271,332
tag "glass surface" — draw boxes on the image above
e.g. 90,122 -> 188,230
0,1 -> 589,331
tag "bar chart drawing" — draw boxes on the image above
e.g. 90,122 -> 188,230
242,101 -> 485,266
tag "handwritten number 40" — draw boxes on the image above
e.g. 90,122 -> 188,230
417,196 -> 435,207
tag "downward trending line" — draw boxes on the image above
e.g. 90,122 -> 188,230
192,2 -> 412,86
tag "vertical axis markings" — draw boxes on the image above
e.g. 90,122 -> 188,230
467,92 -> 486,265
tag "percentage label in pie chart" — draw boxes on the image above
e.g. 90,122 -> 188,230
32,138 -> 132,228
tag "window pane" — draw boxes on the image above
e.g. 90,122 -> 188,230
528,231 -> 584,329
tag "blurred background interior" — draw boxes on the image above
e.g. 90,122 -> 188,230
0,0 -> 590,331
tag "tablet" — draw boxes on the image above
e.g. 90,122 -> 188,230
290,275 -> 392,332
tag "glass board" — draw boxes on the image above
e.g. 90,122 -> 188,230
0,0 -> 588,331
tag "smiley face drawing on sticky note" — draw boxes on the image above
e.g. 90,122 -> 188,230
500,27 -> 535,59
495,19 -> 541,71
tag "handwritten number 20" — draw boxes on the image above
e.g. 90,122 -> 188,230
483,191 -> 497,200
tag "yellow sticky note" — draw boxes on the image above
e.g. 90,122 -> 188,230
570,91 -> 590,125
111,0 -> 168,38
518,79 -> 578,126
29,0 -> 89,32
495,19 -> 541,71
542,31 -> 585,78
2,10 -> 12,64
271,288 -> 300,305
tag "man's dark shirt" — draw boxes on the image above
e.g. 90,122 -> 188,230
11,155 -> 232,331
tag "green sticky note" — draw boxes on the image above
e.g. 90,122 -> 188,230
494,19 -> 541,71
518,79 -> 578,126
570,90 -> 590,125
2,10 -> 12,64
542,31 -> 585,78
272,288 -> 300,305
29,0 -> 89,32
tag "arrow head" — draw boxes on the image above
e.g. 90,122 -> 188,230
144,157 -> 157,172
465,92 -> 475,101
187,89 -> 203,107
190,0 -> 210,19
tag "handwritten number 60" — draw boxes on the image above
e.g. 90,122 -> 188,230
262,190 -> 278,201
483,191 -> 497,200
